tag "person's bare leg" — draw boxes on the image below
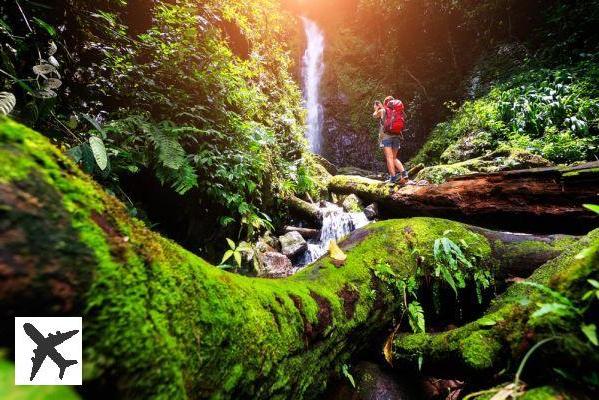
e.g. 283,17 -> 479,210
384,147 -> 396,177
393,149 -> 405,173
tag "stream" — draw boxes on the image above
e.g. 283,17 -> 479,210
295,202 -> 370,268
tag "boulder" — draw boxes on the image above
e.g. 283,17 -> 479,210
363,203 -> 378,220
257,252 -> 293,278
342,194 -> 363,213
278,231 -> 308,257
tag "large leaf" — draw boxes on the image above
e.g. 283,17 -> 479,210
89,136 -> 108,171
226,238 -> 236,250
0,92 -> 16,115
32,64 -> 56,77
233,251 -> 242,267
531,302 -> 573,319
221,250 -> 234,264
583,204 -> 599,215
32,17 -> 57,36
82,114 -> 107,139
581,323 -> 598,346
408,301 -> 425,333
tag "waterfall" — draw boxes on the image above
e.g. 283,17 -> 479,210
296,202 -> 370,268
300,16 -> 325,154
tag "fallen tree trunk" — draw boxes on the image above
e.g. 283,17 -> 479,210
468,227 -> 577,282
0,119 -> 586,399
284,226 -> 321,239
329,164 -> 599,234
286,195 -> 322,226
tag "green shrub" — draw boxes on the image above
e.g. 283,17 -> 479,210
412,60 -> 599,166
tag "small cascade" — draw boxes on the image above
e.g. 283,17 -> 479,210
300,16 -> 325,154
296,202 -> 370,268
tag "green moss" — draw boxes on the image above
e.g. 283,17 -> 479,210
0,351 -> 80,400
562,166 -> 599,178
518,387 -> 571,400
470,386 -> 571,400
415,146 -> 551,184
461,331 -> 501,369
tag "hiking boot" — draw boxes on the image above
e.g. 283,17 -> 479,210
385,175 -> 398,184
401,170 -> 409,180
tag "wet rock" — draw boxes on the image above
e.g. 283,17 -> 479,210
363,203 -> 378,220
279,231 -> 308,257
324,361 -> 416,400
257,252 -> 293,278
255,232 -> 280,253
342,194 -> 363,213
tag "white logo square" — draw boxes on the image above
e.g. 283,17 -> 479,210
14,317 -> 82,385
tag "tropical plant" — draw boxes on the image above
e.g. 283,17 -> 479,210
341,364 -> 356,388
433,234 -> 492,302
0,92 -> 16,115
220,238 -> 253,270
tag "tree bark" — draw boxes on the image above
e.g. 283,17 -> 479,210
329,164 -> 599,234
0,119 -> 588,399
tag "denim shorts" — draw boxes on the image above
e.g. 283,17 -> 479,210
380,136 -> 401,149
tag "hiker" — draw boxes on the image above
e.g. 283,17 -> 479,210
373,96 -> 408,183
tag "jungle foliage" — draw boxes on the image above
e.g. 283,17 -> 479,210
0,0 -> 319,259
411,60 -> 599,166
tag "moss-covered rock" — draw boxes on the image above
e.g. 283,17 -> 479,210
341,194 -> 363,213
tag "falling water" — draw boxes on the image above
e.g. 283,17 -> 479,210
296,202 -> 369,268
301,16 -> 325,154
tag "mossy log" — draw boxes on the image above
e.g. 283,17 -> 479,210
468,227 -> 577,282
286,195 -> 322,226
284,226 -> 321,239
0,118 -> 588,399
391,227 -> 599,379
329,164 -> 599,234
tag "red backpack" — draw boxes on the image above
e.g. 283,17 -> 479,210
384,99 -> 405,135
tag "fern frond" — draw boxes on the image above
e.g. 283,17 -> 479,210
171,162 -> 198,194
155,162 -> 198,195
149,126 -> 186,170
0,92 -> 16,115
